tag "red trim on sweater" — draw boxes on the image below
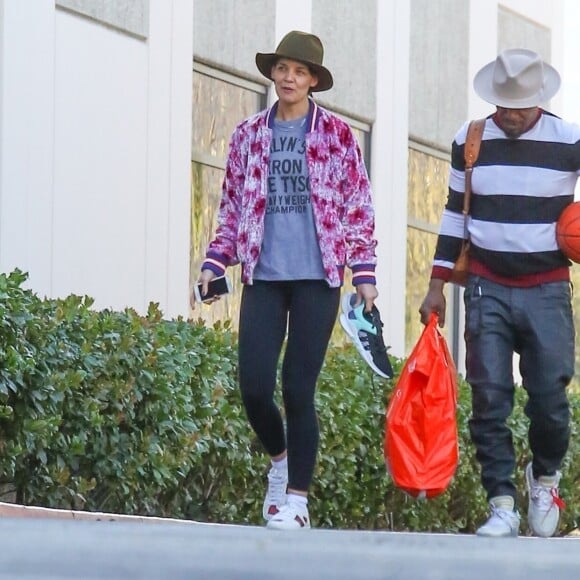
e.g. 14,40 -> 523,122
432,259 -> 569,287
468,259 -> 569,287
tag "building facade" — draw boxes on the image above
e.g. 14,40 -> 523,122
0,0 -> 571,364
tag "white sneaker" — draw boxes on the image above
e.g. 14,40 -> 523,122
476,496 -> 520,537
525,462 -> 565,537
266,501 -> 311,531
262,465 -> 288,521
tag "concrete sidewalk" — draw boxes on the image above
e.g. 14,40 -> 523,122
0,503 -> 578,579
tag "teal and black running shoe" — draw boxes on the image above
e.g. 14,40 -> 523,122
339,292 -> 393,378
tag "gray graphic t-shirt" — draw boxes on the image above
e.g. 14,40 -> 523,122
253,116 -> 325,281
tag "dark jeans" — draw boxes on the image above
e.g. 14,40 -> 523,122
238,280 -> 340,492
464,277 -> 573,502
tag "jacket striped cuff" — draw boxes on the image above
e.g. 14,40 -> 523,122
352,264 -> 376,286
201,253 -> 227,277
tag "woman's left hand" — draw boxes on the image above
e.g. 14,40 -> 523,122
354,283 -> 378,312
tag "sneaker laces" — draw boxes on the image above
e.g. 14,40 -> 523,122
364,308 -> 382,331
360,310 -> 386,350
265,467 -> 287,504
361,328 -> 387,354
530,476 -> 566,511
491,505 -> 513,519
489,505 -> 519,527
551,489 -> 566,510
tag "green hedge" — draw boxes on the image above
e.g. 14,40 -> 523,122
0,269 -> 578,534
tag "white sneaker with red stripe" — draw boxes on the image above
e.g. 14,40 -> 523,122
525,462 -> 566,537
262,465 -> 288,521
266,501 -> 311,531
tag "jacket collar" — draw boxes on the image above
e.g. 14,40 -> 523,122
265,98 -> 319,132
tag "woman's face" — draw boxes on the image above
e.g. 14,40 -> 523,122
271,58 -> 319,107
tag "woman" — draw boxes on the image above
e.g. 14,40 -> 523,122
197,30 -> 380,530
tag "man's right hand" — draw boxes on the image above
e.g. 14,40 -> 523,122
419,278 -> 447,327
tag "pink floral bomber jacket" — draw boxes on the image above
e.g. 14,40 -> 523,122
202,99 -> 378,288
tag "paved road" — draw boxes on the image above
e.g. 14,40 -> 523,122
0,518 -> 578,579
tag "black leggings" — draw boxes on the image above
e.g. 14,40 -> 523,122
238,280 -> 340,492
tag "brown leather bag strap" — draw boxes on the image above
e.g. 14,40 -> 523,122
464,118 -> 486,169
462,118 -> 486,220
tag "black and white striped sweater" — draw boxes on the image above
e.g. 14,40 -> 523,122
432,111 -> 580,285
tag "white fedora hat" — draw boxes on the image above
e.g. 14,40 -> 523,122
473,48 -> 560,108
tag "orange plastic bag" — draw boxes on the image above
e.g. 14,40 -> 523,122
384,313 -> 458,498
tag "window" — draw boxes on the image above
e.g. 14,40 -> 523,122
406,140 -> 461,360
343,117 -> 371,173
191,63 -> 267,326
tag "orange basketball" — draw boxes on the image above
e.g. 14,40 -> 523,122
556,201 -> 580,263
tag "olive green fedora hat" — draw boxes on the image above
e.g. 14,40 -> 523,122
255,30 -> 334,92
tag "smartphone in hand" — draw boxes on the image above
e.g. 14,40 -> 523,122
193,275 -> 232,303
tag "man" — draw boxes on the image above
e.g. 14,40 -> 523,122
419,48 -> 578,538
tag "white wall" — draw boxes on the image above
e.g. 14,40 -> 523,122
373,0 -> 410,358
0,0 -> 193,317
562,0 -> 580,127
0,0 -> 567,345
271,0 -> 312,107
0,0 -> 56,295
469,0 -> 564,119
52,9 -> 149,308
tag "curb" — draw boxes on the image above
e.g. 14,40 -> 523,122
0,501 -> 196,525
1,502 -> 578,537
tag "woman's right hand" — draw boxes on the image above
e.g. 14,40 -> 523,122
191,269 -> 217,309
